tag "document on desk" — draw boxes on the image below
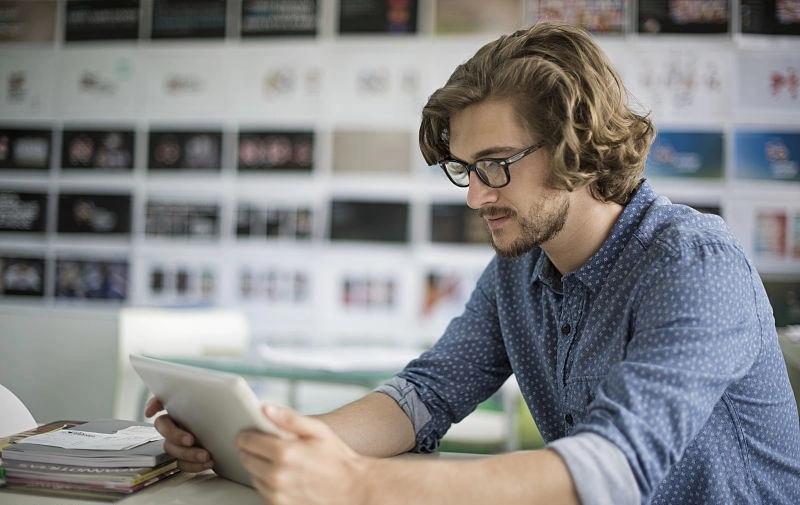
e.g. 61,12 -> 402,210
20,425 -> 162,451
257,345 -> 421,372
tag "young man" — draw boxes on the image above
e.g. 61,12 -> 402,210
146,22 -> 800,504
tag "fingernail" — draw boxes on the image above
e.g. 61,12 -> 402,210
196,451 -> 209,463
182,435 -> 192,446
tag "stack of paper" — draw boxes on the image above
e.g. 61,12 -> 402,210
0,419 -> 179,501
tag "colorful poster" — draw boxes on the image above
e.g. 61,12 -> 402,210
0,255 -> 45,297
57,193 -> 132,235
55,257 -> 128,300
645,130 -> 724,179
754,208 -> 788,258
150,0 -> 226,39
741,0 -> 800,35
736,50 -> 800,113
147,130 -> 222,171
237,131 -> 314,172
61,129 -> 134,171
240,0 -> 317,37
526,0 -> 627,34
734,131 -> 800,182
338,0 -> 417,34
64,0 -> 140,42
0,128 -> 51,170
0,191 -> 47,232
329,199 -> 409,243
638,0 -> 729,34
0,0 -> 57,42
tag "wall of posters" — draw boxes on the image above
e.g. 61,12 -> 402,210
0,255 -> 45,297
734,131 -> 800,182
0,191 -> 47,233
64,0 -> 140,42
645,130 -> 724,179
240,0 -> 317,37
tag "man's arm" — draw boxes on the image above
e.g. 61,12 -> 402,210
314,392 -> 416,457
237,403 -> 580,505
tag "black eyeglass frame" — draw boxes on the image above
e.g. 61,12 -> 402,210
438,142 -> 544,188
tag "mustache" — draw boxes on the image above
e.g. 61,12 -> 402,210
479,207 -> 516,219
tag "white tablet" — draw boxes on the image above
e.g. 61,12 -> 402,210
130,354 -> 281,487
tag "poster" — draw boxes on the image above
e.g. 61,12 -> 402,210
430,203 -> 490,245
61,128 -> 134,171
741,0 -> 800,35
145,201 -> 220,238
54,257 -> 128,301
0,191 -> 47,232
237,130 -> 314,172
329,199 -> 409,243
57,49 -> 138,118
57,193 -> 132,235
332,130 -> 411,173
645,130 -> 724,179
147,130 -> 222,171
0,255 -> 45,297
0,50 -> 56,119
435,0 -> 521,34
150,0 -> 226,39
736,50 -> 800,113
338,0 -> 417,34
240,0 -> 317,37
0,128 -> 51,170
526,0 -> 627,34
236,204 -> 313,239
0,0 -> 56,42
638,0 -> 729,34
146,262 -> 217,304
734,130 -> 800,182
64,0 -> 140,42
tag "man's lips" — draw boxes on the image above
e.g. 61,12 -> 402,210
481,209 -> 515,230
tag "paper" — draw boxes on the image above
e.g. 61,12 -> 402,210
21,426 -> 163,451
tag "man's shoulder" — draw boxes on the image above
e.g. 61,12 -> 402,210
637,200 -> 737,255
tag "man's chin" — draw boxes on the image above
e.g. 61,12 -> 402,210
490,237 -> 536,259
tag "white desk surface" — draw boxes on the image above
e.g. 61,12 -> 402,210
0,452 -> 479,504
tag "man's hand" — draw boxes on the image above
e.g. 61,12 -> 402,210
144,397 -> 214,473
236,404 -> 371,505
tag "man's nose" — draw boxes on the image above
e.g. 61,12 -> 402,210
466,172 -> 499,209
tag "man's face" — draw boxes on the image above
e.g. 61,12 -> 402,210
448,99 -> 569,258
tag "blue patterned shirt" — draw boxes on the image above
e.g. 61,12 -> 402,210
379,180 -> 800,504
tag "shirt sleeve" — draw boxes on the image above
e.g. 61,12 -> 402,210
549,432 -> 641,505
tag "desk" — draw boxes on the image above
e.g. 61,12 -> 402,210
0,453 -> 477,505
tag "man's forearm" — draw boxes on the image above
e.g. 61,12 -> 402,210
364,448 -> 580,505
316,392 -> 416,457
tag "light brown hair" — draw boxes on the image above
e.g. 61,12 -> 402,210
419,21 -> 655,204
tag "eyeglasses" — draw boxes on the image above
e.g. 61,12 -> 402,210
438,143 -> 544,188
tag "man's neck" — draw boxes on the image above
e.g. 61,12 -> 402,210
541,188 -> 624,276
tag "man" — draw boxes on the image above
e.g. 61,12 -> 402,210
146,22 -> 800,504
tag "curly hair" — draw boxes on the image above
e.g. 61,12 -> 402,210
419,21 -> 655,204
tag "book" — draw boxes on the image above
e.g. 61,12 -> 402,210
0,419 -> 175,468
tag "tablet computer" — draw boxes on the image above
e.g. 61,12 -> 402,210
130,354 -> 281,487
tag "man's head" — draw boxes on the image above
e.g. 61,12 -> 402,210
420,21 -> 654,205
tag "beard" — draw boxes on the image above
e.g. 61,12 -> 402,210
481,193 -> 570,259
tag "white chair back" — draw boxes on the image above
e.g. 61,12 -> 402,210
0,384 -> 37,437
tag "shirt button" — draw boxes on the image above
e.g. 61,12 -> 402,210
565,413 -> 574,425
561,323 -> 571,335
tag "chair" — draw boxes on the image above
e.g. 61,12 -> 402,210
0,384 -> 37,437
114,307 -> 251,421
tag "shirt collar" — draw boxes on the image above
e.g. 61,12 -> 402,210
533,179 -> 657,293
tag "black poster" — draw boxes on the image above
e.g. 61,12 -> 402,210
0,128 -> 51,170
61,129 -> 134,171
638,0 -> 730,34
0,256 -> 45,297
148,130 -> 222,171
64,0 -> 140,42
151,0 -> 227,39
741,0 -> 800,35
338,0 -> 417,34
241,0 -> 317,36
430,203 -> 489,244
0,191 -> 47,232
57,193 -> 132,235
145,201 -> 220,238
237,130 -> 314,171
55,257 -> 128,300
329,199 -> 409,243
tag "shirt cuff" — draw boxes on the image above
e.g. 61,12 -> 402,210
548,432 -> 640,505
374,377 -> 432,439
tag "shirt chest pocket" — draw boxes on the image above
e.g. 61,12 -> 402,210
561,377 -> 603,434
